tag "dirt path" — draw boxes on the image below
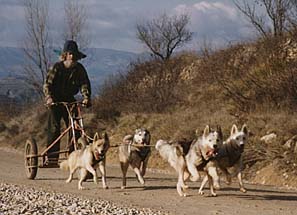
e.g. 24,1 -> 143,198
0,147 -> 296,215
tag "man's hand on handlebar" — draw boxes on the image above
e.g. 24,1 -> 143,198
82,98 -> 91,108
45,96 -> 53,107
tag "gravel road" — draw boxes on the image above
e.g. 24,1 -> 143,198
0,182 -> 166,215
0,147 -> 297,215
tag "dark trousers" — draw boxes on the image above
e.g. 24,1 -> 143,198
47,105 -> 69,160
47,104 -> 81,160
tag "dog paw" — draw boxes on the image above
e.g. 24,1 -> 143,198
179,193 -> 187,197
78,186 -> 85,190
139,178 -> 145,185
65,179 -> 71,183
226,176 -> 231,185
240,188 -> 247,193
211,193 -> 217,197
121,186 -> 126,190
214,184 -> 220,190
198,191 -> 204,195
103,186 -> 109,189
178,192 -> 185,197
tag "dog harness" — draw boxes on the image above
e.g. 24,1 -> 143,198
217,142 -> 242,167
129,134 -> 151,161
195,146 -> 214,171
92,153 -> 105,166
137,147 -> 151,161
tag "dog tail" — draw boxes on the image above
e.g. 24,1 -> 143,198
59,160 -> 69,171
155,139 -> 166,150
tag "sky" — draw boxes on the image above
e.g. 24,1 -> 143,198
0,0 -> 256,53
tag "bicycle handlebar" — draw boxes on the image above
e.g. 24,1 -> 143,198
51,101 -> 83,106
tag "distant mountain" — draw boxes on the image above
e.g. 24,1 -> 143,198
83,48 -> 138,90
0,47 -> 26,78
0,46 -> 138,103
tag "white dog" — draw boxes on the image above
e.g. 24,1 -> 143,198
199,124 -> 248,193
119,128 -> 151,189
155,139 -> 189,197
60,132 -> 110,190
185,125 -> 223,196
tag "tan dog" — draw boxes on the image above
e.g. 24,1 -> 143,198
119,128 -> 151,189
60,132 -> 110,190
199,124 -> 248,193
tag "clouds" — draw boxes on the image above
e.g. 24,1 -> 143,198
193,2 -> 237,18
173,1 -> 253,49
0,0 -> 254,52
0,0 -> 25,47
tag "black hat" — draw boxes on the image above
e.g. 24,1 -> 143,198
63,40 -> 86,59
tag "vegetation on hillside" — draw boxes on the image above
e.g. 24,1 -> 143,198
90,32 -> 297,186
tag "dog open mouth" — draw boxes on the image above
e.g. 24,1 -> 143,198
140,140 -> 148,145
206,148 -> 218,157
239,145 -> 245,153
94,150 -> 103,160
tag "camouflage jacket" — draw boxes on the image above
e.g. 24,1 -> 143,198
43,61 -> 91,102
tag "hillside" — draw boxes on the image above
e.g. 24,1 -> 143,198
1,35 -> 297,189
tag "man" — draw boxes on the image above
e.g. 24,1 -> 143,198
43,40 -> 91,165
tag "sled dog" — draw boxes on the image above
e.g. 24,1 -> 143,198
185,125 -> 223,196
199,124 -> 248,193
155,125 -> 223,197
155,139 -> 190,197
60,132 -> 110,190
119,128 -> 151,189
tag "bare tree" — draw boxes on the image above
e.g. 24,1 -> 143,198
234,0 -> 294,38
136,13 -> 193,60
23,0 -> 51,97
63,0 -> 90,49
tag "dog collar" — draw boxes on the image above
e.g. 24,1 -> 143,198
92,153 -> 105,165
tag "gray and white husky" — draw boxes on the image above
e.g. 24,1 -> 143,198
119,128 -> 151,189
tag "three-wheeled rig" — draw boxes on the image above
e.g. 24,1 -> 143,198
24,101 -> 91,179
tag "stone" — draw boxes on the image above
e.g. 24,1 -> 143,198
260,133 -> 277,144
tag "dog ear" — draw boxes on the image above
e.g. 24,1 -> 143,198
146,130 -> 151,145
135,128 -> 140,134
203,125 -> 210,137
93,132 -> 99,141
195,129 -> 200,136
103,132 -> 109,141
231,124 -> 238,135
241,124 -> 248,135
102,132 -> 110,151
217,125 -> 223,141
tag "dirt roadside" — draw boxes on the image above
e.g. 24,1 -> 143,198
0,147 -> 296,215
